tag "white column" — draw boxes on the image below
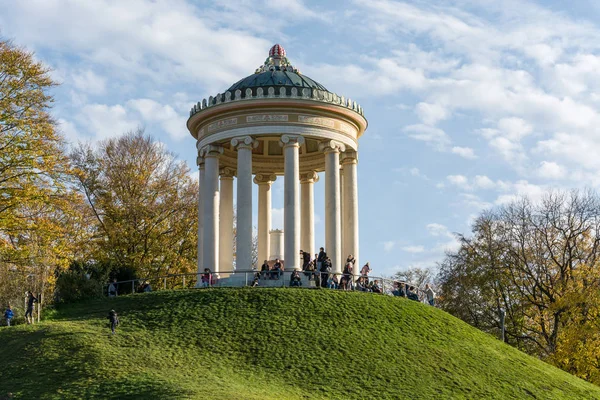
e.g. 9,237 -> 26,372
219,168 -> 235,276
340,167 -> 345,263
320,140 -> 345,274
280,134 -> 304,270
300,171 -> 318,258
197,154 -> 205,276
254,173 -> 276,264
201,145 -> 223,280
342,150 -> 359,276
231,136 -> 257,271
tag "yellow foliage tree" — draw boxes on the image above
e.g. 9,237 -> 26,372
550,264 -> 600,384
0,38 -> 79,314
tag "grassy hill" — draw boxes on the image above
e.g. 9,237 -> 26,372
0,288 -> 599,399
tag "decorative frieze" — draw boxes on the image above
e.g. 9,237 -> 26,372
339,122 -> 355,135
246,114 -> 289,123
298,115 -> 335,128
207,118 -> 237,132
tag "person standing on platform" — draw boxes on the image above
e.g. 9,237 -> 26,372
317,247 -> 327,272
320,257 -> 331,288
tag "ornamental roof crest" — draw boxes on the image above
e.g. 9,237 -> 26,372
255,44 -> 300,74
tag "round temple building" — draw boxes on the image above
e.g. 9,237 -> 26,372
187,44 -> 367,280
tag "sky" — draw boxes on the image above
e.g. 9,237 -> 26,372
2,0 -> 600,276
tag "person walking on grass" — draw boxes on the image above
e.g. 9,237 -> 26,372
425,284 -> 436,306
108,278 -> 118,298
4,305 -> 14,326
108,309 -> 119,334
25,292 -> 37,324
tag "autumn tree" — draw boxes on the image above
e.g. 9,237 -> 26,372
0,39 -> 79,313
71,130 -> 198,280
437,190 -> 600,384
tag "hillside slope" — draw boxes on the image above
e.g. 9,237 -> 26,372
0,288 -> 599,399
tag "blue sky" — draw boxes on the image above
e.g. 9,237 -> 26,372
2,0 -> 600,276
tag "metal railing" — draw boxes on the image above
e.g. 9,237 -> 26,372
104,269 -> 431,303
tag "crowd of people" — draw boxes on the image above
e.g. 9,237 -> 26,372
392,282 -> 435,305
250,247 -> 436,305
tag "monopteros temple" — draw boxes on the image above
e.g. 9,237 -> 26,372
187,44 -> 367,281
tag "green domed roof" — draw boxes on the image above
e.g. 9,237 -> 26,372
228,67 -> 329,92
227,44 -> 329,93
188,44 -> 366,119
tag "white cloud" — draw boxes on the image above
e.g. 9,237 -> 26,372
383,241 -> 395,252
307,58 -> 427,97
497,117 -> 533,141
536,132 -> 600,171
268,0 -> 328,21
71,69 -> 106,95
446,175 -> 470,190
436,237 -> 461,253
0,0 -> 272,92
494,180 -> 546,205
128,98 -> 188,140
459,193 -> 492,211
415,102 -> 449,125
473,175 -> 495,189
76,103 -> 139,140
409,167 -> 429,180
489,136 -> 525,164
536,161 -> 566,180
451,146 -> 477,159
404,124 -> 450,149
57,118 -> 80,143
426,223 -> 450,237
400,245 -> 425,253
424,223 -> 460,254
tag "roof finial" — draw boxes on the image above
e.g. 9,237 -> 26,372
269,44 -> 286,59
254,44 -> 300,75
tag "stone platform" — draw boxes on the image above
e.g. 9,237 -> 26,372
216,271 -> 317,288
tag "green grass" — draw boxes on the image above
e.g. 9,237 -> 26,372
1,288 -> 599,399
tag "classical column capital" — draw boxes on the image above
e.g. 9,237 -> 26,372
253,173 -> 277,185
231,135 -> 258,150
200,144 -> 224,158
341,150 -> 358,165
300,171 -> 319,184
196,155 -> 205,168
319,140 -> 346,154
279,134 -> 305,148
220,167 -> 236,179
